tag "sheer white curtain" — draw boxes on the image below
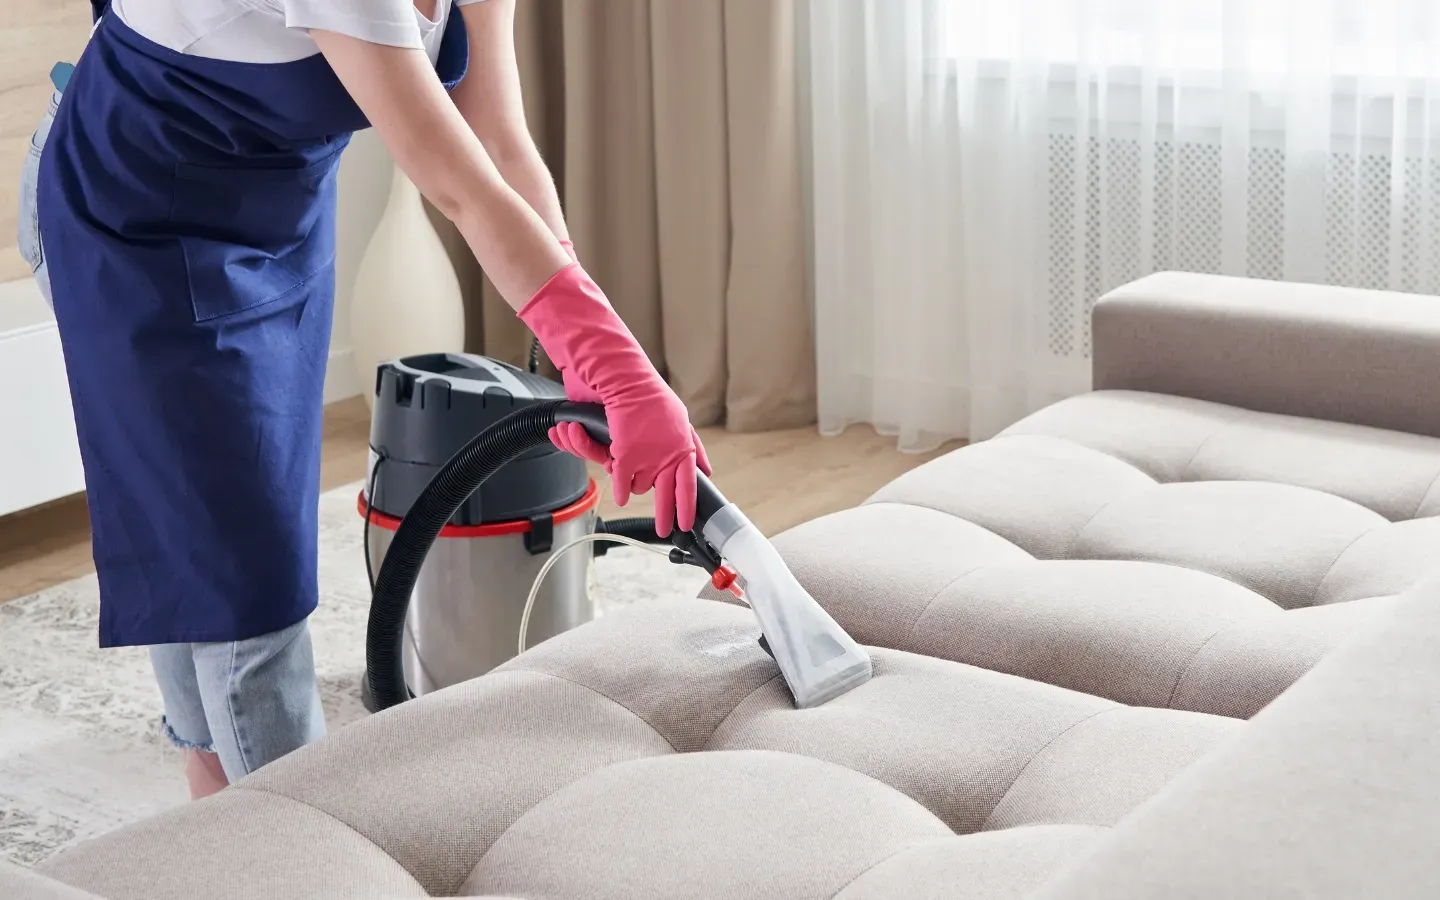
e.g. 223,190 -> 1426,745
804,0 -> 1440,451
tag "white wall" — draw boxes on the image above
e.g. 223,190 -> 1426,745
331,129 -> 397,403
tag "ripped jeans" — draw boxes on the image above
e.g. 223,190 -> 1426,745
149,618 -> 326,783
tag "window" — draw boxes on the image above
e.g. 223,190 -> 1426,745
941,0 -> 1440,82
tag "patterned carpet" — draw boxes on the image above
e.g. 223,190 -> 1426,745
0,482 -> 705,868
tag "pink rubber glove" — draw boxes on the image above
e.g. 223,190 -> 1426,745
542,241 -> 610,467
521,263 -> 711,537
542,239 -> 708,483
542,238 -> 589,458
547,368 -> 713,484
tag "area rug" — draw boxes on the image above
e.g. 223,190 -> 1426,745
0,482 -> 708,868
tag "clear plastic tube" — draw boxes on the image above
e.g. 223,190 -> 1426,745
518,533 -> 672,654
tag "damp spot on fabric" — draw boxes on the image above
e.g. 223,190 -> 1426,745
685,625 -> 762,659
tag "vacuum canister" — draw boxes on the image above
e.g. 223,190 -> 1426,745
359,353 -> 597,705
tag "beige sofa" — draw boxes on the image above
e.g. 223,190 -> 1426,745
10,272 -> 1440,899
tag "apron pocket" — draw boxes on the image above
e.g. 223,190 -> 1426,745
171,153 -> 341,323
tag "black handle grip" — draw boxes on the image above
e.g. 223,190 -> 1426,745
555,402 -> 611,445
555,401 -> 730,526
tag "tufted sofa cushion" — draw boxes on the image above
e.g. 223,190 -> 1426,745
30,274 -> 1440,899
36,391 -> 1440,900
40,602 -> 1239,900
764,389 -> 1440,720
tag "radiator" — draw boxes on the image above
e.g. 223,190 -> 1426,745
1045,132 -> 1440,359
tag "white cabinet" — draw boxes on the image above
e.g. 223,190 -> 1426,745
0,278 -> 84,516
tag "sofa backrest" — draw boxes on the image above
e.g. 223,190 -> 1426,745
1093,272 -> 1440,438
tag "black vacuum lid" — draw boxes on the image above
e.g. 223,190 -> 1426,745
366,353 -> 587,526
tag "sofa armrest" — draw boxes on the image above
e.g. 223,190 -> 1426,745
1092,272 -> 1440,437
0,862 -> 108,900
1031,572 -> 1440,900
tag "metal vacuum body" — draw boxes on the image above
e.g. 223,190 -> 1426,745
360,353 -> 596,702
362,494 -> 597,695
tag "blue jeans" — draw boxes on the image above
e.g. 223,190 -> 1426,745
149,618 -> 326,783
18,88 -> 58,307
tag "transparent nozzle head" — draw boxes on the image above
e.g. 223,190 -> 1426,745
706,511 -> 873,709
789,638 -> 873,709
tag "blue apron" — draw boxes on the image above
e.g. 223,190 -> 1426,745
37,1 -> 468,647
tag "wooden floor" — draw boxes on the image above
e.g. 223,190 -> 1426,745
0,397 -> 959,604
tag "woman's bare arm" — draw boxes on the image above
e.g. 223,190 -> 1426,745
450,0 -> 570,245
310,28 -> 570,307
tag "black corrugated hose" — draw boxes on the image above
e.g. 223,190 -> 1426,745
365,399 -> 687,710
366,401 -> 566,710
592,516 -> 664,555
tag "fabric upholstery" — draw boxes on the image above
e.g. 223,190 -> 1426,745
758,389 -> 1436,719
1032,572 -> 1440,899
226,670 -> 675,895
38,789 -> 429,900
32,273 -> 1440,898
464,750 -> 954,900
0,862 -> 109,900
39,384 -> 1437,898
1091,271 -> 1440,438
832,826 -> 1106,900
39,604 -> 1233,900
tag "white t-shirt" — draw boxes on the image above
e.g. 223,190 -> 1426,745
111,0 -> 489,64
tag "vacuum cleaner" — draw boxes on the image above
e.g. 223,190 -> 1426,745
361,352 -> 872,712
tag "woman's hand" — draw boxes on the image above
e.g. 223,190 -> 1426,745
522,264 -> 710,537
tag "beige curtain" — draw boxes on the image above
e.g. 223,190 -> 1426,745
436,0 -> 815,432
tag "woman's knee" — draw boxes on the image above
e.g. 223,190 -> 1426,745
191,618 -> 326,781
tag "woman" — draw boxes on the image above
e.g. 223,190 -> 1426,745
19,0 -> 707,800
